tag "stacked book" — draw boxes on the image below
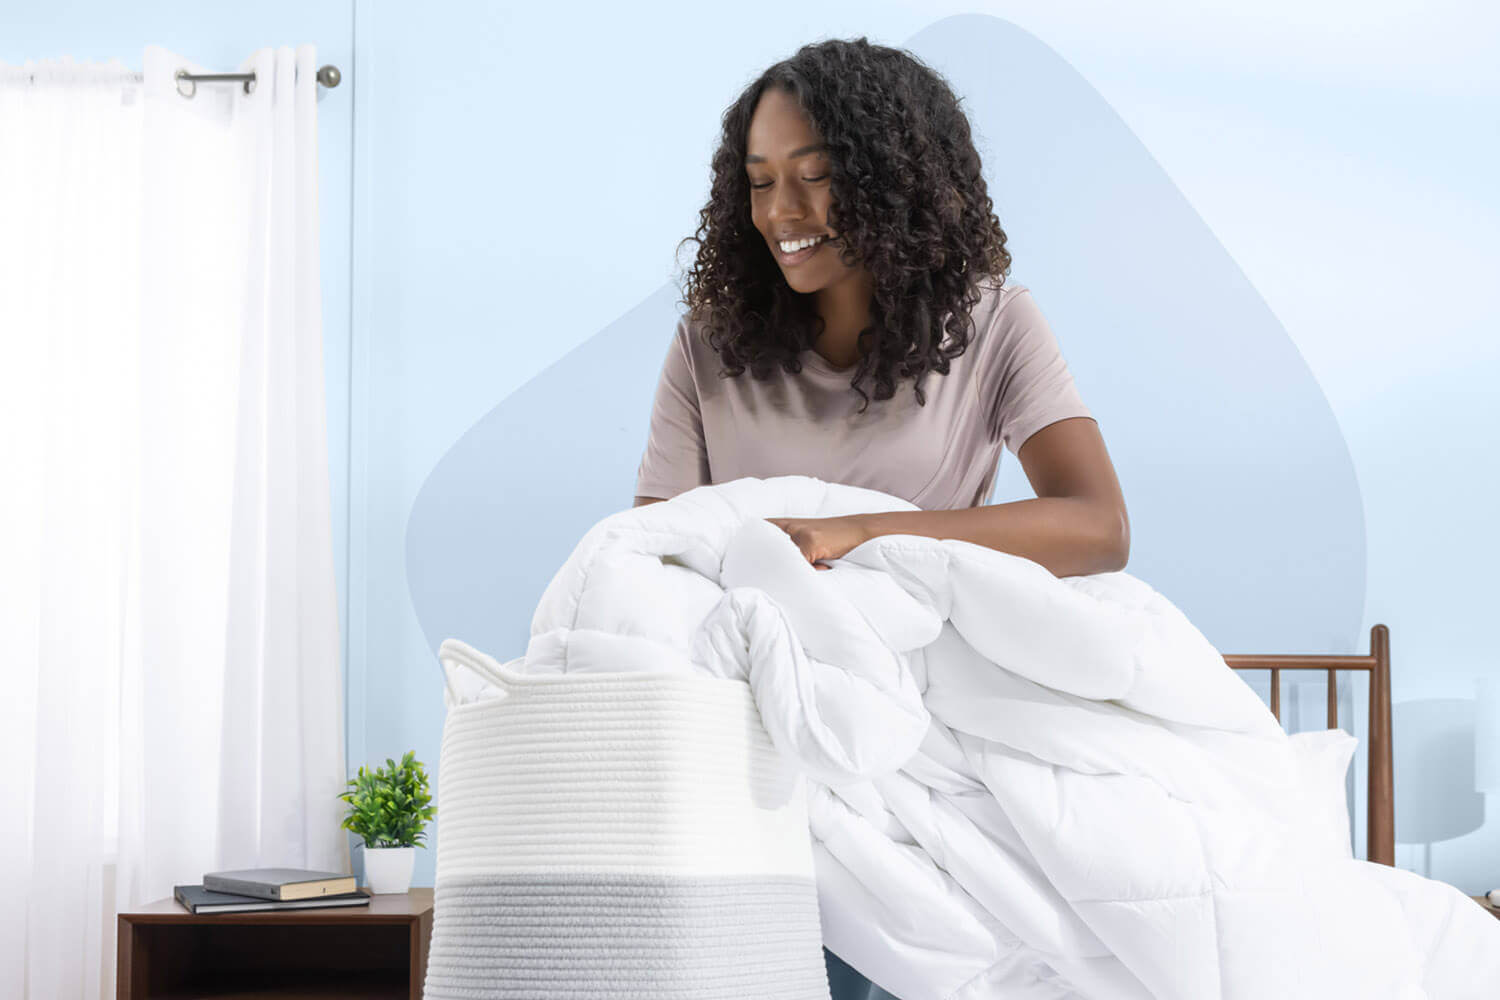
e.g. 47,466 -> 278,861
174,868 -> 371,914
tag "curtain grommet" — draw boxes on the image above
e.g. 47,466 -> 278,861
174,69 -> 195,99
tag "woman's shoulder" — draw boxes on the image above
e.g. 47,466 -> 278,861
964,276 -> 1039,357
674,309 -> 716,368
972,274 -> 1033,321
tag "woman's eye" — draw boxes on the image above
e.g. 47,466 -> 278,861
750,175 -> 829,190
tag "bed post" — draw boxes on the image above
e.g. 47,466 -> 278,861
1368,623 -> 1394,866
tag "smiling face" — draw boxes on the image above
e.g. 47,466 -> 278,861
745,87 -> 863,295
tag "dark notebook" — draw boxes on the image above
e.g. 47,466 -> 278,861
174,883 -> 372,915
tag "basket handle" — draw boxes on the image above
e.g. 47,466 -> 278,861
438,638 -> 526,705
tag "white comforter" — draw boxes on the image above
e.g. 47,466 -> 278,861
506,475 -> 1499,999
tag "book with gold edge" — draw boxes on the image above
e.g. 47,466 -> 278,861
202,867 -> 357,901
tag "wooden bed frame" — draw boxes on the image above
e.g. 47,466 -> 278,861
1224,623 -> 1393,866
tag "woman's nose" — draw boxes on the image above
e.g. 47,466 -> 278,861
767,184 -> 808,224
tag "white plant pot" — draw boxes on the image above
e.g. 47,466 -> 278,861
362,845 -> 416,894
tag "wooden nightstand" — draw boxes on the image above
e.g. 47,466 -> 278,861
117,887 -> 433,999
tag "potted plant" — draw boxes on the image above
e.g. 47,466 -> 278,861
339,750 -> 436,894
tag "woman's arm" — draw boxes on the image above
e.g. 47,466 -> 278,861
855,417 -> 1130,577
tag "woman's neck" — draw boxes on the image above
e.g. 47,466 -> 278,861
812,270 -> 876,369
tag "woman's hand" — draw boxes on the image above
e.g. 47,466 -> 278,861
765,514 -> 872,571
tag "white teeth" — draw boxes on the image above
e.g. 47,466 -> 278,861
779,235 -> 826,254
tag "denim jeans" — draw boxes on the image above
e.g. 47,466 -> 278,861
824,946 -> 900,999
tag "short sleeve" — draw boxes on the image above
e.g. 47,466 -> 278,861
985,288 -> 1095,457
634,316 -> 712,499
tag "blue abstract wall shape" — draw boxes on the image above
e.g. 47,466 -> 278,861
405,283 -> 688,663
406,13 -> 1364,665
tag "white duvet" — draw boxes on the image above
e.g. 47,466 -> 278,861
494,475 -> 1499,999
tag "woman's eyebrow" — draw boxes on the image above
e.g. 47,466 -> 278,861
745,143 -> 829,165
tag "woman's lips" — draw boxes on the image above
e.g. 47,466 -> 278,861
776,237 -> 827,266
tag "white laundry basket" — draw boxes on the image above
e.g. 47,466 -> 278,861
424,638 -> 833,1000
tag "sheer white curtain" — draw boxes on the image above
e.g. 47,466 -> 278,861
0,44 -> 347,1000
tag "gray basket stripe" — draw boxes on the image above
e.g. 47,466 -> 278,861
423,873 -> 831,1000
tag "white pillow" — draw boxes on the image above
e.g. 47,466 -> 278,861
1289,728 -> 1358,859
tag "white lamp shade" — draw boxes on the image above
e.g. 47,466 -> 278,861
1475,677 -> 1500,794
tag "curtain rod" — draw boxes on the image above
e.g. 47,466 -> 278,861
164,65 -> 342,98
9,63 -> 341,98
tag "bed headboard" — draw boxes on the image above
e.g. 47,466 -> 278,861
1223,623 -> 1393,866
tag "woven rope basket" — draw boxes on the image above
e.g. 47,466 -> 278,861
425,638 -> 833,999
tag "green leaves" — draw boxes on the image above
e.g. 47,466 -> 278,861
339,750 -> 436,849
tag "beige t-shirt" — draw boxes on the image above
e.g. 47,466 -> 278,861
634,278 -> 1095,510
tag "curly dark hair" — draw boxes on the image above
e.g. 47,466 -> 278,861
675,37 -> 1013,414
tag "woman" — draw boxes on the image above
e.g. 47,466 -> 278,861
633,37 -> 1129,998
